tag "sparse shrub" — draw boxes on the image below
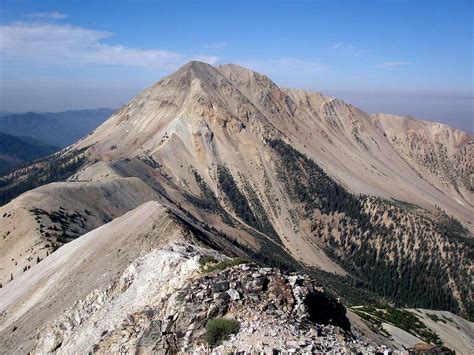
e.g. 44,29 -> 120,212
205,318 -> 239,347
201,257 -> 247,273
199,255 -> 218,266
217,166 -> 258,227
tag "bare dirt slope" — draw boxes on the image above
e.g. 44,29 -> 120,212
0,201 -> 200,353
0,177 -> 161,285
375,113 -> 472,208
73,61 -> 472,230
411,309 -> 474,355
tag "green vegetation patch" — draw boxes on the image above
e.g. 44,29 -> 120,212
200,256 -> 248,273
217,165 -> 282,243
186,170 -> 221,212
183,169 -> 235,225
426,313 -> 447,324
269,139 -> 472,319
351,305 -> 444,346
268,139 -> 362,219
307,267 -> 380,306
389,198 -> 418,211
242,181 -> 280,242
437,213 -> 474,251
217,166 -> 258,227
205,318 -> 240,347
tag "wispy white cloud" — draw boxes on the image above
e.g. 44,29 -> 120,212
331,42 -> 366,56
376,61 -> 412,69
25,11 -> 69,20
0,22 -> 219,69
238,58 -> 329,76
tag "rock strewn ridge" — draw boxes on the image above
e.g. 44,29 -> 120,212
64,258 -> 389,353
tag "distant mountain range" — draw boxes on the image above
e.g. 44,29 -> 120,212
0,132 -> 60,173
0,108 -> 115,147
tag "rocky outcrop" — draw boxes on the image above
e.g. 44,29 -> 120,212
32,243 -> 204,354
33,249 -> 388,354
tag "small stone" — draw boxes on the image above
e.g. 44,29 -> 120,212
207,305 -> 219,318
211,280 -> 229,292
288,275 -> 298,287
217,292 -> 230,301
226,288 -> 240,300
240,264 -> 250,271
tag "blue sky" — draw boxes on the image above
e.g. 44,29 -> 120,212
0,0 -> 472,131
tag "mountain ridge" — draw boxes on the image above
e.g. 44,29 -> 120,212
0,61 -> 472,321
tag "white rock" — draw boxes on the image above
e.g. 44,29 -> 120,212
226,288 -> 240,300
240,264 -> 250,271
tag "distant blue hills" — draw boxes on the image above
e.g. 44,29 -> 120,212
0,108 -> 115,173
0,108 -> 115,147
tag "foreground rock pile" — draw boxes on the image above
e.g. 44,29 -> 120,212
90,257 -> 388,353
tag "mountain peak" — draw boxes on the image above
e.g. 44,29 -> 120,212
163,61 -> 218,84
178,60 -> 215,73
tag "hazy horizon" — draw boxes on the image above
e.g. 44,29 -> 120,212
0,0 -> 472,132
1,82 -> 472,133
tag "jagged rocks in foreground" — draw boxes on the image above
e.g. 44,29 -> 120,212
32,244 -> 387,354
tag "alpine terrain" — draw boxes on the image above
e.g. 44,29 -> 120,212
0,62 -> 472,353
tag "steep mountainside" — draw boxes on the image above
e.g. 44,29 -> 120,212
0,61 -> 472,323
0,132 -> 59,173
374,113 -> 473,208
0,108 -> 114,147
0,177 -> 163,284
